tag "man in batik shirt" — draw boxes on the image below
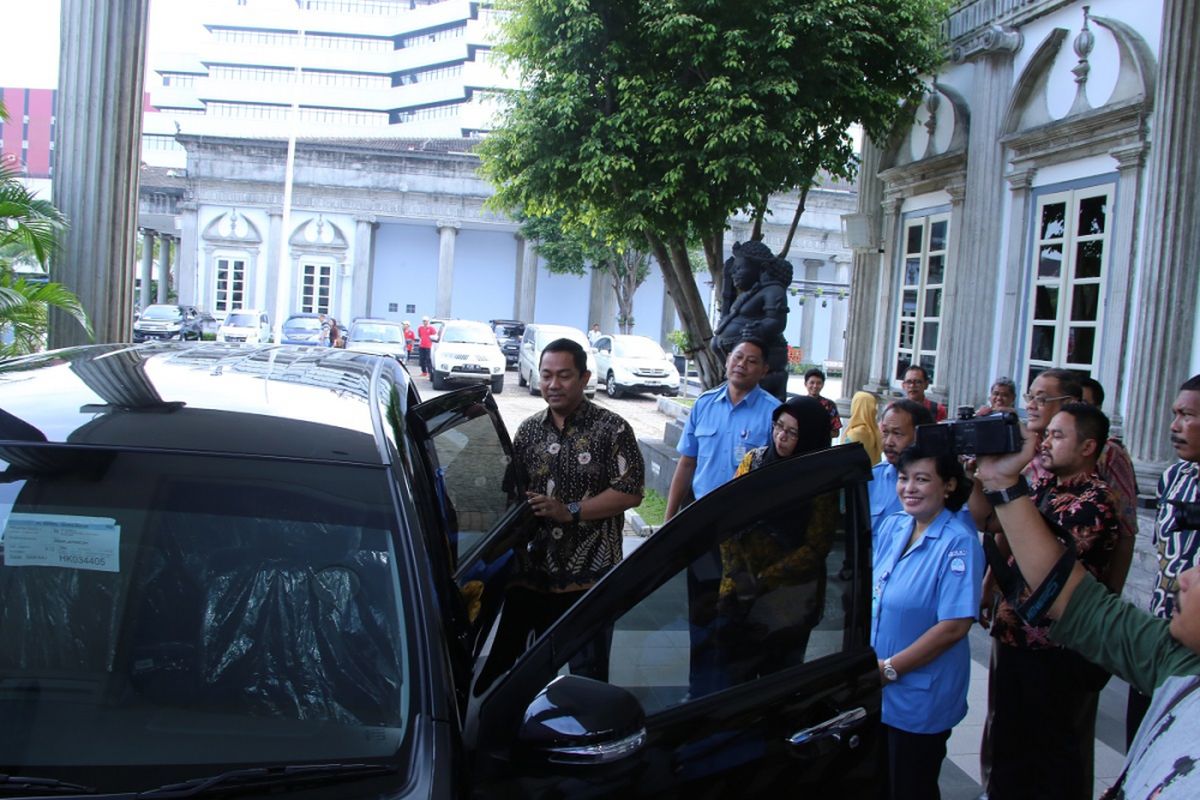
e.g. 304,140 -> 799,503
983,404 -> 1119,800
490,336 -> 643,682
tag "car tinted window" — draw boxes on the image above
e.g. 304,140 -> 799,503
614,337 -> 665,359
352,323 -> 404,343
533,485 -> 853,716
285,316 -> 322,331
441,324 -> 494,345
0,447 -> 410,776
223,312 -> 256,326
141,305 -> 182,321
493,323 -> 523,338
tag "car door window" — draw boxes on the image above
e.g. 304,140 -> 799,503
409,386 -> 522,568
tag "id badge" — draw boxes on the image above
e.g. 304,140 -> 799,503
733,442 -> 747,463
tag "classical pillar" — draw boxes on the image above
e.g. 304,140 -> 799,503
157,236 -> 172,304
996,167 -> 1037,388
176,201 -> 198,306
435,221 -> 458,318
1097,143 -> 1150,438
1126,0 -> 1200,488
660,287 -> 678,348
798,258 -> 823,360
51,0 -> 151,346
512,235 -> 527,319
516,237 -> 538,321
587,267 -> 608,332
138,230 -> 155,311
828,256 -> 851,362
864,195 -> 905,395
352,216 -> 376,319
939,39 -> 1019,411
841,138 -> 884,410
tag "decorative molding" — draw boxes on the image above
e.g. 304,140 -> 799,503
1109,142 -> 1149,172
879,150 -> 968,200
882,82 -> 971,171
1003,98 -> 1148,169
1004,167 -> 1038,190
951,24 -> 1023,63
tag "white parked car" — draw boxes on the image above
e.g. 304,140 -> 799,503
430,319 -> 507,393
345,318 -> 408,361
517,323 -> 599,398
216,309 -> 271,344
592,334 -> 681,398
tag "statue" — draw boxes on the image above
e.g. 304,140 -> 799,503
712,240 -> 792,400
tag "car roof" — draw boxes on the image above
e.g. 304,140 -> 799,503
0,344 -> 411,465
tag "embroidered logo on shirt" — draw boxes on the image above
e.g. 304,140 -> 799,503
950,557 -> 966,575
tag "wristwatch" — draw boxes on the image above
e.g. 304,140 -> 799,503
567,501 -> 582,524
983,474 -> 1031,507
882,658 -> 898,682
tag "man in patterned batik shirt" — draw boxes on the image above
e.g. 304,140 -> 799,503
982,403 -> 1120,800
494,336 -> 644,682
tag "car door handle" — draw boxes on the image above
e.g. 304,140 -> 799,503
787,706 -> 868,747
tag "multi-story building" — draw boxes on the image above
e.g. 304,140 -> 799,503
144,0 -> 513,167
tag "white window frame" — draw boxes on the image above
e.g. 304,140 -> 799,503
213,255 -> 248,314
1024,183 -> 1113,387
892,211 -> 950,388
298,261 -> 335,315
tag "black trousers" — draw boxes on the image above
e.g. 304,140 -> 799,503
419,346 -> 432,374
987,641 -> 1100,800
882,724 -> 950,800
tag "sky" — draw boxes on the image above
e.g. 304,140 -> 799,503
0,0 -> 206,91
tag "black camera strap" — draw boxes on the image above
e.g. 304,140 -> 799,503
982,512 -> 1078,627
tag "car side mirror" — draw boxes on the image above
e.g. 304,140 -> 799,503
517,675 -> 646,766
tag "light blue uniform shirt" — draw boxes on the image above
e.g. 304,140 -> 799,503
677,383 -> 780,500
870,508 -> 984,734
870,460 -> 976,538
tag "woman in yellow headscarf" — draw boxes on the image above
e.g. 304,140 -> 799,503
842,391 -> 882,464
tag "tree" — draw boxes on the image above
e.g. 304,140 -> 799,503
519,212 -> 650,334
480,0 -> 947,388
0,101 -> 93,354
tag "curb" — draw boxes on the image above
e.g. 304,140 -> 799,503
624,508 -> 657,538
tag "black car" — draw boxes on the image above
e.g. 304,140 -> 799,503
489,318 -> 525,368
0,343 -> 882,799
131,303 -> 204,342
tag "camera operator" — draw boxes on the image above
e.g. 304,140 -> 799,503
976,422 -> 1200,800
970,402 -> 1120,800
1126,374 -> 1200,745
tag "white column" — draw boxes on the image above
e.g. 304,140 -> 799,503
176,202 -> 198,305
799,259 -> 823,360
157,236 -> 172,304
265,211 -> 283,325
588,267 -> 608,332
841,138 -> 884,407
436,221 -> 459,318
660,286 -> 678,347
50,0 -> 150,346
865,196 -> 905,395
352,216 -> 376,319
517,237 -> 538,321
138,230 -> 155,311
828,257 -> 851,362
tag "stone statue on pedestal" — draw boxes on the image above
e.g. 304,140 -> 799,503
712,240 -> 793,400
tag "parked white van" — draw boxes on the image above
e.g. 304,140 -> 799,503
216,310 -> 271,344
517,323 -> 599,398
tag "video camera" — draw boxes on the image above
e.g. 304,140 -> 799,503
914,405 -> 1023,457
1167,499 -> 1200,529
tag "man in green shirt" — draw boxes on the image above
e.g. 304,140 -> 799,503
977,427 -> 1200,800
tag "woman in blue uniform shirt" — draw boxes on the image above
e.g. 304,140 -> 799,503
871,446 -> 983,800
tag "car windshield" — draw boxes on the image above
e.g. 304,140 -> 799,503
0,447 -> 410,784
492,323 -> 523,338
285,316 -> 321,331
223,312 -> 257,327
441,324 -> 494,345
351,323 -> 404,343
614,337 -> 666,359
141,305 -> 182,321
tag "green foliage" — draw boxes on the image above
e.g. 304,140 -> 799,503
666,328 -> 695,354
481,0 -> 948,387
0,276 -> 93,357
634,488 -> 668,527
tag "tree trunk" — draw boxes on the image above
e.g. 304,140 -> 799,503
779,185 -> 810,259
646,231 -> 724,389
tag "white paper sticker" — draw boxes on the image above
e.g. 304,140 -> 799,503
1,513 -> 121,573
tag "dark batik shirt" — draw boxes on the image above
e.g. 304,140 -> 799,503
816,395 -> 842,437
511,399 -> 644,592
992,471 -> 1119,649
1151,460 -> 1200,619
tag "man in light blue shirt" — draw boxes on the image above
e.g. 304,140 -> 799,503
665,338 -> 779,697
665,339 -> 780,518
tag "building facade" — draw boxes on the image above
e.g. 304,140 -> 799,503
842,0 -> 1197,489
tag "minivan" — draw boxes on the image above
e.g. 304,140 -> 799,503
517,323 -> 599,397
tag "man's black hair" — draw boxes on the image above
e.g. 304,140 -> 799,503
1054,402 -> 1110,452
896,445 -> 973,511
1181,374 -> 1200,392
1037,368 -> 1084,400
540,337 -> 588,375
734,336 -> 769,365
1079,376 -> 1105,406
884,398 -> 934,427
903,363 -> 930,383
804,367 -> 826,382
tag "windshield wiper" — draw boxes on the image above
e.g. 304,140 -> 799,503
136,763 -> 396,798
0,774 -> 96,795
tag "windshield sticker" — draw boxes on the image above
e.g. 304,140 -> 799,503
1,513 -> 121,572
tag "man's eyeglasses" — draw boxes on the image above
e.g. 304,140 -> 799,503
1022,393 -> 1072,407
902,379 -> 925,387
772,421 -> 800,441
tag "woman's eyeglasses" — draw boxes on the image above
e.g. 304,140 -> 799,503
772,421 -> 800,441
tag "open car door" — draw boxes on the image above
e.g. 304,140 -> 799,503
462,443 -> 882,799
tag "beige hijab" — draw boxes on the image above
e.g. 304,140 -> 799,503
842,391 -> 883,465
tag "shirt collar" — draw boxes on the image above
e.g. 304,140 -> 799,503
540,397 -> 594,432
715,382 -> 764,408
